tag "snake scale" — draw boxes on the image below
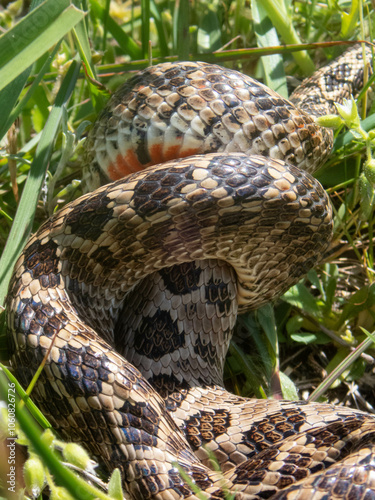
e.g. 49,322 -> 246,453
6,44 -> 375,499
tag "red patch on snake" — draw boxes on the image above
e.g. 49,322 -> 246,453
149,144 -> 164,164
164,145 -> 182,162
166,147 -> 201,162
150,145 -> 201,164
107,152 -> 145,180
163,146 -> 201,163
107,162 -> 122,180
179,147 -> 201,158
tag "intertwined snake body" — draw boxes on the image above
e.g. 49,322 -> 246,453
6,45 -> 375,499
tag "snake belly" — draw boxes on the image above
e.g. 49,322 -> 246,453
6,44 -> 375,499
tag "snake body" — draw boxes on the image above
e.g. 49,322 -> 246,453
6,45 -> 375,499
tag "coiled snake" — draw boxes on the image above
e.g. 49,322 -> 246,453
6,45 -> 375,499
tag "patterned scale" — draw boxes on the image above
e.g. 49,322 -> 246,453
6,44 -> 375,499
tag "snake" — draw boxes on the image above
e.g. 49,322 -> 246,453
6,44 -> 375,499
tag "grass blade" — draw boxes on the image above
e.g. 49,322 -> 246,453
89,0 -> 142,59
0,369 -> 116,500
0,59 -> 81,308
0,44 -> 62,142
251,0 -> 288,97
141,0 -> 151,58
259,0 -> 315,74
0,71 -> 32,142
308,333 -> 375,402
173,0 -> 190,60
150,0 -> 169,57
0,364 -> 51,429
0,0 -> 85,92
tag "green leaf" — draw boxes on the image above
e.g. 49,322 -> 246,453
197,8 -> 222,53
306,269 -> 324,297
286,314 -> 304,334
341,0 -> 359,38
322,264 -> 339,311
279,371 -> 298,400
335,97 -> 361,129
0,0 -> 48,143
359,172 -> 375,221
0,0 -> 85,92
31,86 -> 51,129
107,469 -> 124,500
332,113 -> 375,154
257,303 -> 278,356
325,348 -> 351,387
282,283 -> 320,316
290,331 -> 331,345
339,283 -> 375,326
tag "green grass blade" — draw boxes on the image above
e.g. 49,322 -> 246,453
73,6 -> 95,79
141,0 -> 151,58
94,41 -> 355,75
150,0 -> 169,57
197,7 -> 222,53
228,341 -> 268,398
101,0 -> 111,53
308,333 -> 375,402
0,70 -> 32,142
173,0 -> 190,60
0,59 -> 81,308
251,0 -> 288,97
0,44 -> 62,142
0,369 -> 116,500
341,0 -> 359,38
89,0 -> 142,59
72,2 -> 107,112
0,364 -> 51,429
257,304 -> 278,359
0,0 -> 85,92
0,0 -> 47,141
259,0 -> 315,74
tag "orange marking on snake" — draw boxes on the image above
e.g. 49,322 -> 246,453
164,146 -> 201,163
107,152 -> 145,180
179,148 -> 201,158
149,144 -> 164,164
107,162 -> 122,180
164,145 -> 182,162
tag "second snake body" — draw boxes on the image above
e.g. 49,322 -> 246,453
6,44 -> 375,499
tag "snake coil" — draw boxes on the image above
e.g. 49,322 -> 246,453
7,45 -> 375,499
